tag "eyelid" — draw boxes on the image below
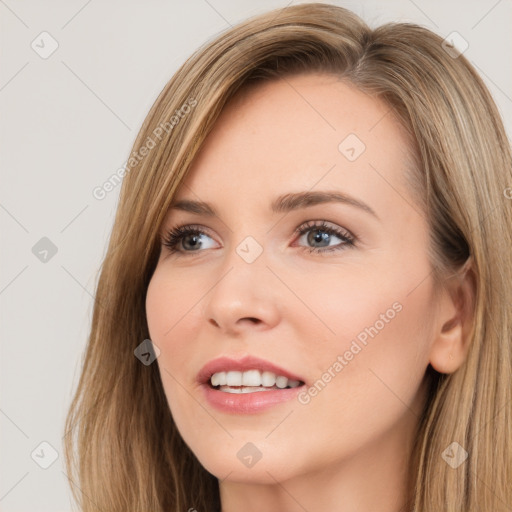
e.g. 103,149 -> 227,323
161,223 -> 221,248
161,219 -> 357,256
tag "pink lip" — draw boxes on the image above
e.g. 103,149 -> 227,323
197,355 -> 306,414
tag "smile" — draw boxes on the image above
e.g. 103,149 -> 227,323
210,369 -> 303,393
198,355 -> 307,413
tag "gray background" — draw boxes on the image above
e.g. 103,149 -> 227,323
1,1 -> 511,510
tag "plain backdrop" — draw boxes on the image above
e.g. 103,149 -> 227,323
1,1 -> 511,510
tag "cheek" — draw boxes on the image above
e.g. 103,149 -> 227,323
145,266 -> 204,343
145,270 -> 199,388
145,271 -> 206,430
146,272 -> 174,339
301,271 -> 434,436
145,265 -> 217,390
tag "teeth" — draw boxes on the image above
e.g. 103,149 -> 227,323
218,386 -> 273,394
210,372 -> 225,387
242,369 -> 261,386
209,370 -> 302,389
261,371 -> 276,387
275,375 -> 288,389
226,371 -> 242,386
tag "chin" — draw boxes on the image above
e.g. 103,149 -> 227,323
191,440 -> 307,484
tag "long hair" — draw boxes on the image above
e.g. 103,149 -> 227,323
63,3 -> 512,511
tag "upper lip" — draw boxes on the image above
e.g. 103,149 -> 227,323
197,355 -> 305,385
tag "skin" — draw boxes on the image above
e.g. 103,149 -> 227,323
145,73 -> 474,512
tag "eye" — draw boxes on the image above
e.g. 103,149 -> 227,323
293,220 -> 355,253
161,224 -> 217,254
161,220 -> 356,256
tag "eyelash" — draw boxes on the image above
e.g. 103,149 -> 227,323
161,220 -> 356,256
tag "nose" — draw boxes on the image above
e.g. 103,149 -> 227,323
202,246 -> 281,336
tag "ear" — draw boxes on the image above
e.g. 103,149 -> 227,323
429,257 -> 476,374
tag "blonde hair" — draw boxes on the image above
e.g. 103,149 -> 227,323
63,3 -> 512,511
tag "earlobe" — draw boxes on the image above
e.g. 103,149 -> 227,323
429,319 -> 465,373
428,257 -> 476,374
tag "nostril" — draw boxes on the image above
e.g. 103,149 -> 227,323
209,317 -> 261,329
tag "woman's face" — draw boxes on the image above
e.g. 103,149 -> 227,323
146,73 -> 439,484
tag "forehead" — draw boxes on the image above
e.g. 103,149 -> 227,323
171,73 -> 416,219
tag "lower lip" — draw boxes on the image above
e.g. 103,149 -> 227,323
200,383 -> 304,414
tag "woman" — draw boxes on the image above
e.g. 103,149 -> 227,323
63,3 -> 512,511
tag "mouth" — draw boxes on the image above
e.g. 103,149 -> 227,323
198,356 -> 306,413
208,369 -> 305,393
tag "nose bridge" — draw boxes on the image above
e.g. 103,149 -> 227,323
202,233 -> 280,332
213,232 -> 269,303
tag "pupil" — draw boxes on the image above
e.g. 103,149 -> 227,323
308,229 -> 329,247
184,234 -> 201,250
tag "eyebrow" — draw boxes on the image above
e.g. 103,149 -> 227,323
169,190 -> 379,220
